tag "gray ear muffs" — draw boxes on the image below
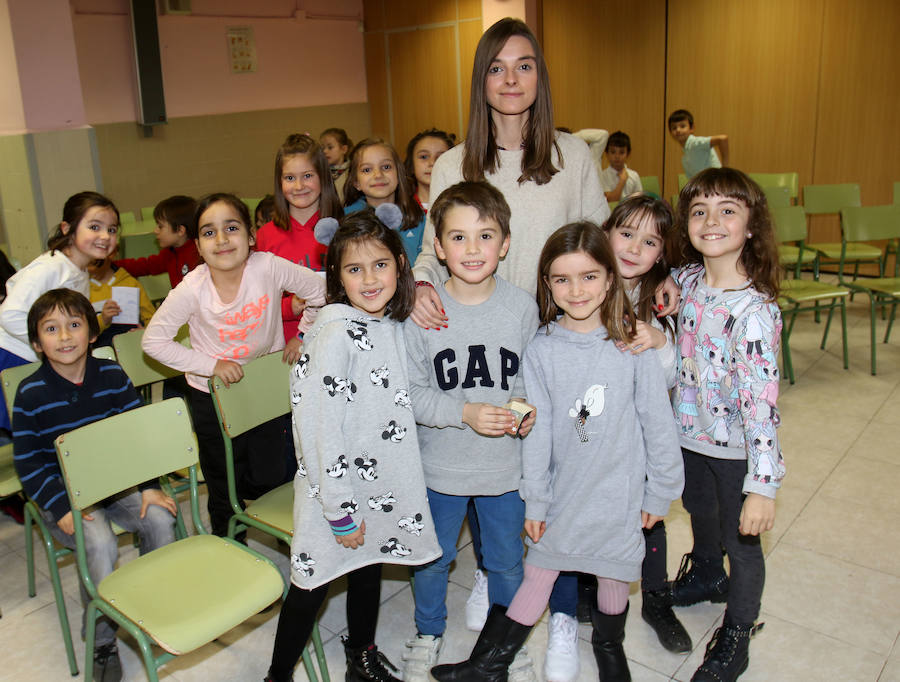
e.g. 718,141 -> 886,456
374,203 -> 403,231
314,217 -> 340,246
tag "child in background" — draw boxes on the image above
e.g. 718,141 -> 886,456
320,127 -> 353,200
0,191 -> 119,432
668,110 -> 729,179
345,138 -> 426,264
404,129 -> 455,210
255,195 -> 275,231
431,221 -> 683,682
88,253 -> 156,347
601,131 -> 643,203
13,288 -> 176,681
256,134 -> 342,342
669,168 -> 783,682
265,208 -> 440,682
142,193 -> 326,537
115,194 -> 200,288
401,182 -> 539,682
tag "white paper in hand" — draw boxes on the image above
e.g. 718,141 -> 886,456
110,286 -> 140,325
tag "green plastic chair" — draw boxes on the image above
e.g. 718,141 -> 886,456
140,206 -> 155,221
749,172 -> 799,202
242,197 -> 262,218
53,398 -> 288,682
120,232 -> 158,260
763,185 -> 792,210
138,273 -> 172,305
2,361 -> 83,675
803,183 -> 882,282
772,207 -> 850,383
642,175 -> 661,198
838,206 -> 900,374
678,173 -> 688,190
112,327 -> 189,404
774,201 -> 816,277
209,352 -> 329,681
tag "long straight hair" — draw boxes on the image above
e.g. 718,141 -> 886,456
344,139 -> 424,232
603,194 -> 675,326
47,192 -> 120,254
462,18 -> 560,186
273,134 -> 343,230
675,168 -> 780,301
536,222 -> 635,342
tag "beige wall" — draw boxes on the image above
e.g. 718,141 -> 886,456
94,102 -> 371,216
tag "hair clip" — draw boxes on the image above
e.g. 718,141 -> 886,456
314,217 -> 340,246
375,203 -> 403,231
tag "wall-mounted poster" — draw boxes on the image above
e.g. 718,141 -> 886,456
227,27 -> 257,74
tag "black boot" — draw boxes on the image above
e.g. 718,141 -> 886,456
430,604 -> 532,681
641,588 -> 692,654
671,553 -> 729,606
343,637 -> 401,682
577,574 -> 599,624
590,602 -> 631,682
691,615 -> 762,682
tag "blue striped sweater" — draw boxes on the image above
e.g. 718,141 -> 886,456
12,356 -> 143,521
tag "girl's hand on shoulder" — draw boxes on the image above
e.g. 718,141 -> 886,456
617,320 -> 667,355
283,336 -> 303,365
641,511 -> 664,529
739,493 -> 775,536
654,276 -> 679,316
410,285 -> 448,330
463,403 -> 515,436
524,519 -> 546,543
101,299 -> 121,325
213,359 -> 244,386
336,520 -> 366,549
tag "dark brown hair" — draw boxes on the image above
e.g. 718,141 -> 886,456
153,195 -> 196,233
255,194 -> 275,227
536,222 -> 635,342
668,109 -> 694,129
273,134 -> 343,230
320,127 -> 352,160
430,181 -> 511,240
189,193 -> 252,240
47,192 -> 120,254
603,194 -> 675,325
404,128 -> 456,188
28,288 -> 100,351
675,168 -> 780,300
325,209 -> 415,321
463,18 -> 560,186
344,139 -> 424,232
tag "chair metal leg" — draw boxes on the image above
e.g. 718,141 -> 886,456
839,298 -> 849,370
885,300 -> 897,343
780,314 -> 795,385
84,602 -> 97,682
310,621 -> 330,682
820,300 -> 837,349
869,297 -> 878,375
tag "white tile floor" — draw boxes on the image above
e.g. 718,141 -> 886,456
0,294 -> 898,681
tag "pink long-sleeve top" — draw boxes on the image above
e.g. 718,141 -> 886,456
142,251 -> 325,392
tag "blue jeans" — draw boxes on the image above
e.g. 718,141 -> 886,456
41,489 -> 176,646
413,489 -> 525,636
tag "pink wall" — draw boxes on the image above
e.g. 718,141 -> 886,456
73,0 -> 367,125
0,0 -> 26,132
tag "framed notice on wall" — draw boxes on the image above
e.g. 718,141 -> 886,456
227,27 -> 257,74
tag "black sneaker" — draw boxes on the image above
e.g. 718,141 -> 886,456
343,637 -> 401,682
691,616 -> 762,682
93,642 -> 123,682
671,553 -> 729,606
641,588 -> 692,653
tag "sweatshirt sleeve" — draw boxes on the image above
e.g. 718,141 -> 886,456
732,302 -> 786,498
412,150 -> 455,286
0,260 -> 65,351
115,250 -> 170,279
519,342 -> 554,521
633,353 -> 684,517
294,324 -> 361,523
403,320 -> 466,428
270,255 -> 326,335
571,138 -> 611,226
141,280 -> 218,378
512,303 -> 540,398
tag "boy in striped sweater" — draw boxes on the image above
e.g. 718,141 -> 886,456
12,288 -> 176,682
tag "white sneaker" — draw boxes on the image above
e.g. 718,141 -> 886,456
544,612 -> 580,682
401,634 -> 442,682
465,569 -> 490,631
508,645 -> 538,682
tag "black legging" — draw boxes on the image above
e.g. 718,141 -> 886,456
268,563 -> 383,682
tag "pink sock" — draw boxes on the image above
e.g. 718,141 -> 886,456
596,577 -> 630,615
506,563 -> 559,626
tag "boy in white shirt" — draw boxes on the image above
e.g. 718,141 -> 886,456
600,131 -> 643,202
668,109 -> 729,178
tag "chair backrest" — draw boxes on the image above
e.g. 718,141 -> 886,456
91,345 -> 117,361
140,206 -> 155,221
120,231 -> 158,258
772,206 -> 809,244
210,352 -> 289,439
112,327 -> 187,389
840,205 -> 900,243
763,185 -> 792,209
749,172 -> 799,201
802,183 -> 861,215
1,361 -> 42,421
642,175 -> 661,197
138,273 -> 172,303
55,398 -> 197,510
